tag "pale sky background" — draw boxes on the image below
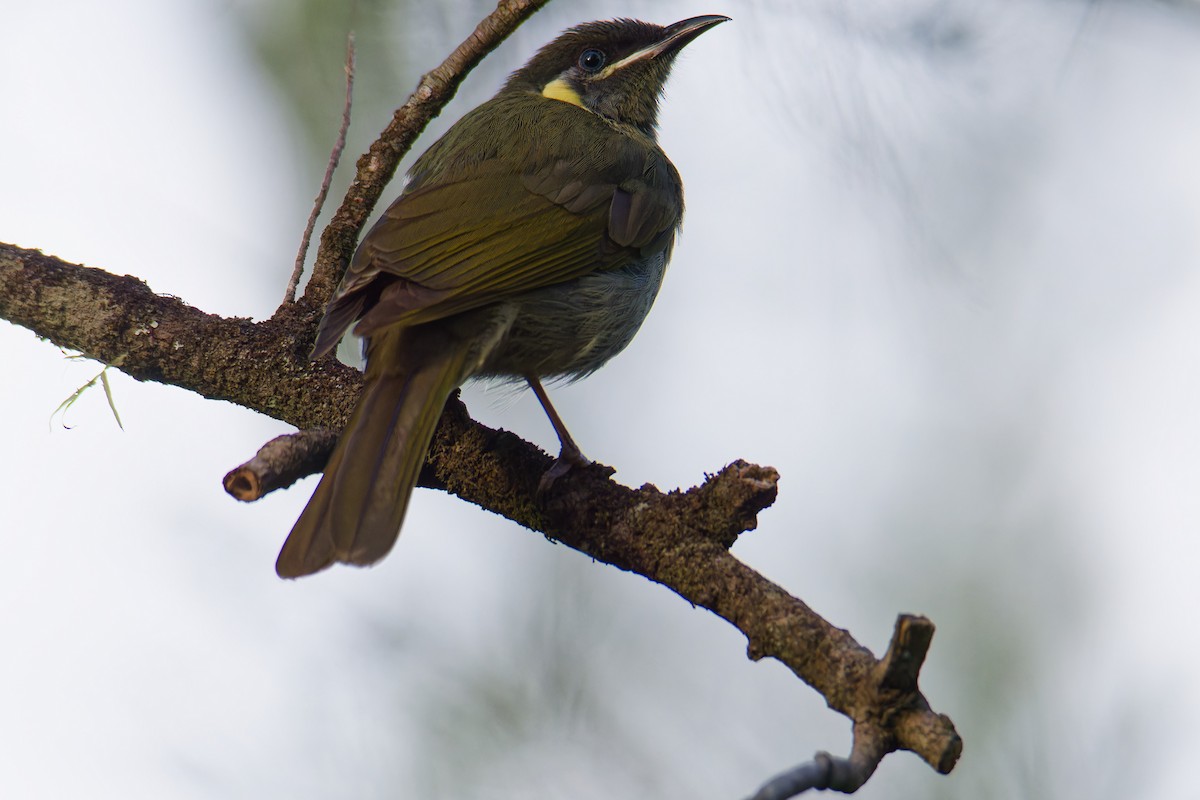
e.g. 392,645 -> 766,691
3,1 -> 1200,798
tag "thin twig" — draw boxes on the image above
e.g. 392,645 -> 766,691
744,738 -> 885,800
745,753 -> 849,800
284,31 -> 357,306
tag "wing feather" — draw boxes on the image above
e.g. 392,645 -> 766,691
315,95 -> 684,349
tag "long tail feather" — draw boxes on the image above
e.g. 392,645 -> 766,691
276,328 -> 469,578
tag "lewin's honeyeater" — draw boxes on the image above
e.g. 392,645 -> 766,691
278,15 -> 729,578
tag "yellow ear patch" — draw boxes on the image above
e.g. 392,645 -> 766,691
541,78 -> 584,108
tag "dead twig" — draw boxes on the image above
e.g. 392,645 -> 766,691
223,429 -> 341,501
283,31 -> 357,307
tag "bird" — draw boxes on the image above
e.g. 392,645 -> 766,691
276,15 -> 729,578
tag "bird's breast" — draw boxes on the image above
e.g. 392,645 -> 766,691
474,249 -> 670,381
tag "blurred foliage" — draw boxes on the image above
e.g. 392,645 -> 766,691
403,559 -> 669,799
226,0 -> 497,169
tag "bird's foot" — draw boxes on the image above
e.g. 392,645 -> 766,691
538,444 -> 591,495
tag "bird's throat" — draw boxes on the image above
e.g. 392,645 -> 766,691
541,78 -> 585,109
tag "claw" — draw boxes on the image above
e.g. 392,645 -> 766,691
537,443 -> 591,494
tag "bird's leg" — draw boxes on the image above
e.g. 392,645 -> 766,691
526,376 -> 590,492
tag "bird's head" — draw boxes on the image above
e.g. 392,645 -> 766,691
506,15 -> 729,137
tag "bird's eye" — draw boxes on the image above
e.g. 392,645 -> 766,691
578,48 -> 606,73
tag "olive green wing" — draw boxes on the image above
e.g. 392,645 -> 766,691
311,118 -> 682,356
352,163 -> 612,335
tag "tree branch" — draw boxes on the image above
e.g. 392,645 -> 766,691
0,242 -> 961,786
0,1 -> 961,793
224,429 -> 341,501
745,616 -> 958,799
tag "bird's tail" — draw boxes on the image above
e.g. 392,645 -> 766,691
276,328 -> 470,578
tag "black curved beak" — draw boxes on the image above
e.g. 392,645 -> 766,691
605,14 -> 730,72
656,14 -> 731,57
